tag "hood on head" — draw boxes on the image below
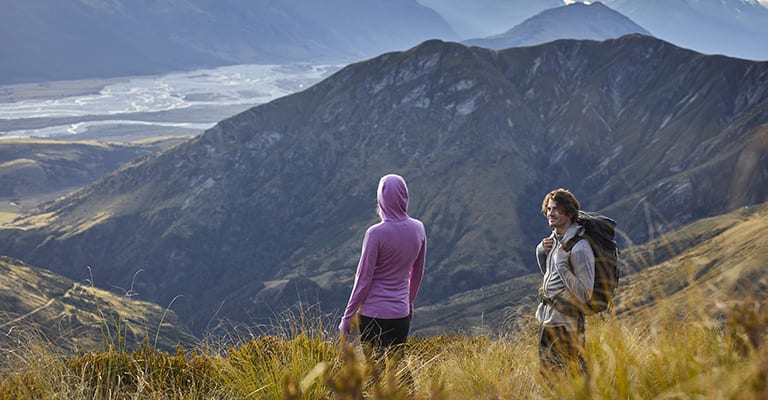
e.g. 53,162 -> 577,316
377,174 -> 409,221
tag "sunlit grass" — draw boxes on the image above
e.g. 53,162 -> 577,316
1,288 -> 765,399
3,203 -> 768,399
0,211 -> 17,225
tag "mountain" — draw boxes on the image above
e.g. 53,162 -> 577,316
0,36 -> 767,336
0,256 -> 192,352
463,2 -> 651,50
602,0 -> 768,60
416,0 -> 563,39
0,0 -> 458,85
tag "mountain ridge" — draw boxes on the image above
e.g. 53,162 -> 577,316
0,0 -> 458,85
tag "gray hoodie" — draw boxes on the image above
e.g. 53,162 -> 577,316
535,222 -> 595,329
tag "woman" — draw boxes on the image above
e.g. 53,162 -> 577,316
339,174 -> 427,359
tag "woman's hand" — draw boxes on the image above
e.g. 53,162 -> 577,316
339,319 -> 350,335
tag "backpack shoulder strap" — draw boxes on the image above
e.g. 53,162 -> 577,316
562,235 -> 583,274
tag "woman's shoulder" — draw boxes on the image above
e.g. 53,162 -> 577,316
365,221 -> 386,234
368,217 -> 424,233
408,218 -> 427,238
409,216 -> 425,227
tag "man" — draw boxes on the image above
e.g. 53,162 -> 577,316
535,188 -> 595,375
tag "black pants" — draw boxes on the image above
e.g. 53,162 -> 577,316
538,315 -> 586,376
359,315 -> 413,390
359,315 -> 410,360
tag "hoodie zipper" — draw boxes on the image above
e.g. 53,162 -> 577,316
544,235 -> 559,295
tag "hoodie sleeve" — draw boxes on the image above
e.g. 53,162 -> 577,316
536,242 -> 548,275
339,228 -> 379,333
408,233 -> 427,315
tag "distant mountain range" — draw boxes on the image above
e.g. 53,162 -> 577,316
415,0 -> 563,38
426,0 -> 768,60
1,35 -> 766,336
0,0 -> 768,85
463,2 -> 651,49
0,0 -> 457,84
599,0 -> 768,60
2,0 -> 766,85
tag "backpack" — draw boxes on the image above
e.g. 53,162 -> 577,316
562,210 -> 620,315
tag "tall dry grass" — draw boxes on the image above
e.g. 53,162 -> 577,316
1,288 -> 766,399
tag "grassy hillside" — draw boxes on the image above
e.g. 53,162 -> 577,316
617,202 -> 768,315
0,256 -> 193,353
411,273 -> 540,336
0,291 -> 764,399
0,138 -> 185,224
1,202 -> 766,398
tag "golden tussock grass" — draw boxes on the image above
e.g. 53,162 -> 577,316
2,205 -> 767,398
0,288 -> 766,399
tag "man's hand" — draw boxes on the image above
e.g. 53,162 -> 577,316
541,237 -> 554,252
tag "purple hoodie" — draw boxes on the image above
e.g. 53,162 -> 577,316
339,174 -> 427,334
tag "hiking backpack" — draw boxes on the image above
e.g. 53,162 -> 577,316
563,210 -> 620,315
